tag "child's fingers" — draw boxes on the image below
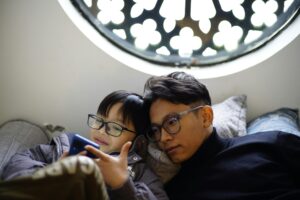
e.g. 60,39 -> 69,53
85,145 -> 110,161
119,141 -> 131,161
78,150 -> 87,156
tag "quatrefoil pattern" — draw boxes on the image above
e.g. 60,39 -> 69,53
75,0 -> 299,66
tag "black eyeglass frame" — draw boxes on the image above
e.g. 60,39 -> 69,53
87,114 -> 136,137
147,105 -> 205,142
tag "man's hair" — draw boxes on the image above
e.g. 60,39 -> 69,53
97,90 -> 149,136
143,72 -> 211,107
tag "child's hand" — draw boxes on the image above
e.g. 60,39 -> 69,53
59,150 -> 87,160
59,151 -> 69,160
85,141 -> 132,189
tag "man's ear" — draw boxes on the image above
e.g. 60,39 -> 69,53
201,106 -> 213,128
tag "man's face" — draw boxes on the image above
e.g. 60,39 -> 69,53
149,99 -> 212,164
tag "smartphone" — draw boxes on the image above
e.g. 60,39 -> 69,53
69,134 -> 100,158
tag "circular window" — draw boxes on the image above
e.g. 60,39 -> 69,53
59,0 -> 300,78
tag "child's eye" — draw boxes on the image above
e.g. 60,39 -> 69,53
110,123 -> 122,131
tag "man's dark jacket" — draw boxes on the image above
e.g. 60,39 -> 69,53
166,129 -> 300,200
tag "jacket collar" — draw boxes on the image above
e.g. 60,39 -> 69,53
182,128 -> 228,167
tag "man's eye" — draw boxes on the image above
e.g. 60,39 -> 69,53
166,117 -> 178,127
151,126 -> 160,134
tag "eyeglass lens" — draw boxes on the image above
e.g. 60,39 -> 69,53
149,115 -> 180,141
88,116 -> 123,137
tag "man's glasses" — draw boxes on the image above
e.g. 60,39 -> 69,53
87,114 -> 136,137
146,105 -> 205,142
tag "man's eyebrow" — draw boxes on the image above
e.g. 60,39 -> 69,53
163,112 -> 178,119
150,122 -> 160,126
153,112 -> 178,125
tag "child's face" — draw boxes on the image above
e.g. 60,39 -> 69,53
89,102 -> 136,153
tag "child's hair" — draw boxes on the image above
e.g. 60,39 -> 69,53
97,90 -> 149,136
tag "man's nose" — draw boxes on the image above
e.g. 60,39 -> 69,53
160,129 -> 173,142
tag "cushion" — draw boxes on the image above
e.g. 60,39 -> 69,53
0,156 -> 109,200
212,95 -> 247,138
0,119 -> 50,176
147,142 -> 181,183
247,107 -> 300,136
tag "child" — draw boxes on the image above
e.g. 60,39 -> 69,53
1,90 -> 168,200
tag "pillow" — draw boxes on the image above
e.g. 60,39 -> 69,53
247,107 -> 300,136
212,95 -> 247,138
147,143 -> 181,184
0,119 -> 50,177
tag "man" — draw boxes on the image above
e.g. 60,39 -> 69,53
143,71 -> 300,200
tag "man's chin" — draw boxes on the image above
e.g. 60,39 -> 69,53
169,155 -> 183,164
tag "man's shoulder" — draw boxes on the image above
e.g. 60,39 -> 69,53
229,130 -> 299,146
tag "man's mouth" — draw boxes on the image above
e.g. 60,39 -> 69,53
165,145 -> 180,155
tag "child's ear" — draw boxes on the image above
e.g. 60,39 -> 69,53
201,106 -> 213,128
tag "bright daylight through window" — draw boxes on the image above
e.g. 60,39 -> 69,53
59,0 -> 300,78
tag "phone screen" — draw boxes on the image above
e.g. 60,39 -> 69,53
69,134 -> 100,158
